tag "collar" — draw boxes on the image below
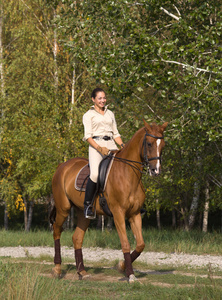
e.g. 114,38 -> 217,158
90,105 -> 108,113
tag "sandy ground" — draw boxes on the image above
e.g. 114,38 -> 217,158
0,246 -> 222,270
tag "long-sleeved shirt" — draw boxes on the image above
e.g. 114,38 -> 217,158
83,105 -> 121,141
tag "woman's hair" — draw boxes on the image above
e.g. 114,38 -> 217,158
91,87 -> 105,99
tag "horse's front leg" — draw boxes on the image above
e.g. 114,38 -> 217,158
112,210 -> 135,281
118,213 -> 145,276
129,212 -> 145,258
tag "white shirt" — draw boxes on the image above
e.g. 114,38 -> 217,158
83,105 -> 121,141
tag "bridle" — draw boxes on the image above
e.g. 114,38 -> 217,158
142,130 -> 164,168
110,129 -> 164,175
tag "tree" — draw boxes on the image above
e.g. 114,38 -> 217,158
57,0 -> 221,230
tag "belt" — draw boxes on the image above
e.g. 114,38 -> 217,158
92,136 -> 112,141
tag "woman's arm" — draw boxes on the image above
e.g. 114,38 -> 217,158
114,136 -> 125,148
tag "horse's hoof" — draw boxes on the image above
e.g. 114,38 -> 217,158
117,260 -> 125,273
52,266 -> 61,278
129,274 -> 142,284
128,274 -> 142,284
78,270 -> 91,280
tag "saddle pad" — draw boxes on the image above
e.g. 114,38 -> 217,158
74,153 -> 116,192
75,164 -> 90,191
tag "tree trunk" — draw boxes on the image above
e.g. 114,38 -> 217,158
188,156 -> 202,230
188,181 -> 200,230
202,180 -> 210,233
181,207 -> 189,231
26,200 -> 34,231
156,199 -> 161,230
69,67 -> 75,127
53,9 -> 58,93
4,202 -> 8,230
24,198 -> 28,231
172,209 -> 176,229
107,217 -> 113,231
97,215 -> 102,229
0,4 -> 4,97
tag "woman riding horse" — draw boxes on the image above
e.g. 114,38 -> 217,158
83,88 -> 124,218
51,112 -> 168,282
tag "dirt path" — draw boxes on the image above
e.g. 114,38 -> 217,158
1,246 -> 222,270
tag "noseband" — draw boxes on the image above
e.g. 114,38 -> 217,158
143,130 -> 164,168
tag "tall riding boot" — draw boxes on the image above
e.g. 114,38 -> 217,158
84,178 -> 97,219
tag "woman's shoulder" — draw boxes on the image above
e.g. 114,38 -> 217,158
83,107 -> 94,117
106,108 -> 115,117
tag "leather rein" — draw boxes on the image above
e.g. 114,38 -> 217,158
111,129 -> 164,174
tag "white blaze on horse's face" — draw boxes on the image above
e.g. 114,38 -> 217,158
155,139 -> 161,174
149,138 -> 161,176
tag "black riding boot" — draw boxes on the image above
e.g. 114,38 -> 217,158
84,178 -> 97,219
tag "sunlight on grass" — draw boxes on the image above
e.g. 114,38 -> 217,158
1,260 -> 222,300
0,228 -> 222,255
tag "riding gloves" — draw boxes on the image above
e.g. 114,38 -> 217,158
97,146 -> 109,156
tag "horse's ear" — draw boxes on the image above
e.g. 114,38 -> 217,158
161,122 -> 168,132
143,119 -> 152,132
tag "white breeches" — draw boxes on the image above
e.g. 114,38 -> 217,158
88,139 -> 118,183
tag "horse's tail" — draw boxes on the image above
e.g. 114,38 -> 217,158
49,205 -> 56,226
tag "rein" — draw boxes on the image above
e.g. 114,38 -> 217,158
111,130 -> 164,174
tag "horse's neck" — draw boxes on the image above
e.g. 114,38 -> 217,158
124,128 -> 144,162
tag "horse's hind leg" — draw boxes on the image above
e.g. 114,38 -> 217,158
52,196 -> 71,277
72,207 -> 90,279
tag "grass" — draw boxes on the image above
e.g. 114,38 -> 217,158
0,258 -> 222,299
1,226 -> 222,299
0,227 -> 222,255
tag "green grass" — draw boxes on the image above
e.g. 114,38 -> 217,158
0,259 -> 222,299
0,228 -> 222,255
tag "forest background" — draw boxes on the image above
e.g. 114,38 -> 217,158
0,0 -> 221,232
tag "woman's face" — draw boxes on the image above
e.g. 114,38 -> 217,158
92,91 -> 106,110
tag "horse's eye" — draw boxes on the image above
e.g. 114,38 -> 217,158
147,142 -> 152,148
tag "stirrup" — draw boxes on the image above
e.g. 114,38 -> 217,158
85,205 -> 96,220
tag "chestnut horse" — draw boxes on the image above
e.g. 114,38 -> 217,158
50,120 -> 168,282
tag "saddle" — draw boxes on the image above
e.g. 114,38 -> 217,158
75,153 -> 116,216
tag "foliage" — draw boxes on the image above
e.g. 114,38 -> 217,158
0,0 -> 221,229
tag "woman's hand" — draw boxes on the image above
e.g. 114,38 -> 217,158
97,146 -> 109,156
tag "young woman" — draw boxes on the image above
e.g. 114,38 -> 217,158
83,87 -> 124,218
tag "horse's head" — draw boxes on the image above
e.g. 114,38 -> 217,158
142,120 -> 168,176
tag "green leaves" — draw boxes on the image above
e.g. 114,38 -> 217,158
0,0 -> 221,228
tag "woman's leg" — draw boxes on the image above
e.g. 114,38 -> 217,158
84,145 -> 103,218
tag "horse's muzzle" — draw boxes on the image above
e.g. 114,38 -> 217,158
149,167 -> 161,176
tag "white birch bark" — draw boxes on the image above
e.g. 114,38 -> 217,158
0,4 -> 4,97
69,67 -> 75,127
202,180 -> 210,233
53,9 -> 58,93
